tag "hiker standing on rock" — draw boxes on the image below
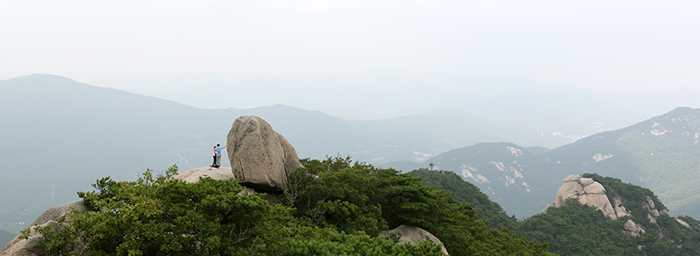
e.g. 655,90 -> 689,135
213,144 -> 226,168
211,146 -> 218,167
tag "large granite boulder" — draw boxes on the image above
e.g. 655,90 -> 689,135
1,200 -> 89,256
379,225 -> 449,255
227,116 -> 302,192
543,174 -> 617,220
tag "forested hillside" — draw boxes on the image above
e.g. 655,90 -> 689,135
388,107 -> 700,219
408,168 -> 518,231
23,158 -> 551,255
520,173 -> 700,255
538,107 -> 700,218
411,169 -> 700,255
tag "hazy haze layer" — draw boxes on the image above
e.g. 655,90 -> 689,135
2,0 -> 700,92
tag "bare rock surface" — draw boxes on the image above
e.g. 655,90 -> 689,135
227,116 -> 302,192
2,200 -> 88,256
380,225 -> 449,255
612,197 -> 630,218
544,175 -> 616,220
172,166 -> 234,183
622,219 -> 645,237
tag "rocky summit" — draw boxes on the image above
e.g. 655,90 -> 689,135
543,174 -> 670,237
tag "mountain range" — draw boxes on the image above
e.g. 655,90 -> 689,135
387,107 -> 700,219
94,72 -> 700,140
0,74 -> 564,233
2,73 -> 700,237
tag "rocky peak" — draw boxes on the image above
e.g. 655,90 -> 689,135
543,174 -> 618,220
542,174 -> 677,237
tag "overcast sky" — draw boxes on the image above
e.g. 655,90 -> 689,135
2,0 -> 700,91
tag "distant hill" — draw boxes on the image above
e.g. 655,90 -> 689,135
0,74 -> 565,232
383,142 -> 560,217
352,109 -> 570,161
537,107 -> 700,217
95,72 -> 700,140
407,168 -> 518,231
386,107 -> 700,219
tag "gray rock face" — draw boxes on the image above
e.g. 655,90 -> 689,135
380,225 -> 449,255
1,220 -> 58,256
612,196 -> 630,218
227,116 -> 302,192
172,166 -> 234,183
543,175 -> 674,238
622,219 -> 645,237
543,175 -> 617,220
1,200 -> 89,256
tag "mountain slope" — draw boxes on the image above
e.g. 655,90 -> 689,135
387,107 -> 700,219
520,173 -> 700,255
386,142 -> 560,217
538,107 -> 700,217
0,74 -> 570,232
352,109 -> 570,161
0,75 -> 369,232
95,72 -> 700,141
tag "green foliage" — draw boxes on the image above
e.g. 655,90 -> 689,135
287,157 -> 552,256
520,199 -> 639,256
518,173 -> 700,256
583,173 -> 666,225
24,162 -> 474,255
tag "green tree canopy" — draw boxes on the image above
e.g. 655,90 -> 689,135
26,159 -> 552,255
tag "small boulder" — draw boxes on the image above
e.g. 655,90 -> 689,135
563,174 -> 581,183
227,116 -> 302,192
622,219 -> 645,237
1,200 -> 89,256
380,225 -> 449,255
579,177 -> 595,186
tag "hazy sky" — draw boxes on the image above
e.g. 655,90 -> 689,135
2,0 -> 700,91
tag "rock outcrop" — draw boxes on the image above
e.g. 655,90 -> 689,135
380,225 -> 449,255
1,200 -> 89,256
542,174 -> 679,238
622,219 -> 646,237
174,166 -> 281,204
227,116 -> 302,192
172,166 -> 234,183
543,174 -> 619,220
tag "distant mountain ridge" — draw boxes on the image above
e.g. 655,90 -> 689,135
95,72 -> 700,140
388,107 -> 700,219
0,74 -> 566,232
538,107 -> 700,217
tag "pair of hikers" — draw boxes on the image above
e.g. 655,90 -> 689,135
210,144 -> 226,168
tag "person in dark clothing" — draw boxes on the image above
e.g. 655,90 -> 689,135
210,146 -> 217,167
213,144 -> 226,168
